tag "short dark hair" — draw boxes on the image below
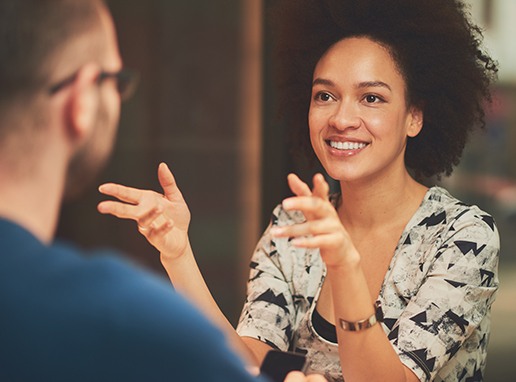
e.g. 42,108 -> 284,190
271,0 -> 498,179
0,0 -> 105,104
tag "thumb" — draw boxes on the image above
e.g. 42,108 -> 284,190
283,371 -> 305,382
158,162 -> 179,199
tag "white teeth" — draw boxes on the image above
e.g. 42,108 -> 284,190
329,141 -> 367,150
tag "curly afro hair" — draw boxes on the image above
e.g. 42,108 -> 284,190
270,0 -> 498,179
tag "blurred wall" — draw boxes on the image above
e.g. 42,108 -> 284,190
57,0 -> 261,324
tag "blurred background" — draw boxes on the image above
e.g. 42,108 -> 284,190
56,0 -> 516,380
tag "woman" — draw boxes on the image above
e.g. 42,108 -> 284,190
98,1 -> 499,381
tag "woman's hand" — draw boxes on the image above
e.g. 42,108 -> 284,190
97,162 -> 190,260
270,173 -> 358,268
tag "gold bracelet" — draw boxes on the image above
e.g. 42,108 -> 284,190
339,301 -> 384,332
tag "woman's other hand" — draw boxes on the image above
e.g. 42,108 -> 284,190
270,173 -> 358,268
97,162 -> 190,260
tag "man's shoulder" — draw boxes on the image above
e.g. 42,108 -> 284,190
0,217 -> 216,351
0,219 -> 257,382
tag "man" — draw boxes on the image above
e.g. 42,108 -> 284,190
0,1 -> 325,381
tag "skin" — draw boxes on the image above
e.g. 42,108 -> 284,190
285,371 -> 328,382
98,37 -> 428,381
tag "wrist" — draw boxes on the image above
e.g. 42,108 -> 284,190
160,239 -> 192,265
339,300 -> 384,332
325,247 -> 361,273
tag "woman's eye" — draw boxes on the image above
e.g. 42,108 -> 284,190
314,92 -> 333,102
364,94 -> 383,103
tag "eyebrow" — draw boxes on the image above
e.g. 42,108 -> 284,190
357,81 -> 392,92
312,78 -> 392,92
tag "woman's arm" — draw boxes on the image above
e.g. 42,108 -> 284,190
97,162 -> 268,366
270,173 -> 417,381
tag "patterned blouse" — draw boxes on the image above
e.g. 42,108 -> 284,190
236,186 -> 499,381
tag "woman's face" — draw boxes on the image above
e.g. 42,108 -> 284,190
308,37 -> 422,184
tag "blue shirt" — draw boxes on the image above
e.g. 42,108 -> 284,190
0,218 -> 263,382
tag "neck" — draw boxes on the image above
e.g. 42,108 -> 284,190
337,167 -> 428,231
0,152 -> 67,244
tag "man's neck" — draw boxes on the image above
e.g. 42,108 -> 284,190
0,156 -> 66,244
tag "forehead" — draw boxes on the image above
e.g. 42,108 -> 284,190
314,37 -> 405,89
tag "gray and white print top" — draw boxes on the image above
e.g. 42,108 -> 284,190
236,186 -> 499,382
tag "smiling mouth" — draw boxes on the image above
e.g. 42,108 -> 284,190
327,140 -> 369,150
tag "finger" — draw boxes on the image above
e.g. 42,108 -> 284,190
290,233 -> 340,249
311,173 -> 330,200
246,366 -> 260,377
284,371 -> 305,382
136,205 -> 164,229
158,162 -> 180,199
270,222 -> 311,238
270,219 -> 337,239
145,220 -> 173,238
282,196 -> 334,219
98,183 -> 142,205
306,374 -> 328,382
287,173 -> 312,197
97,200 -> 140,219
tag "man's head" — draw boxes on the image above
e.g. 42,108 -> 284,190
0,0 -> 130,198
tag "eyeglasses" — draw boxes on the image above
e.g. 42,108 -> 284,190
48,68 -> 139,101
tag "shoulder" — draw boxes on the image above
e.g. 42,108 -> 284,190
420,186 -> 498,235
77,254 -> 254,381
1,237 -> 253,381
400,186 -> 499,272
419,187 -> 499,267
54,244 -> 205,327
2,230 -> 220,350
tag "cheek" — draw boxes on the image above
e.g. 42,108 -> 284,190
308,113 -> 323,150
366,112 -> 405,138
109,93 -> 121,120
308,107 -> 326,134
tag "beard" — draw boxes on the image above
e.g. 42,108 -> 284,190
63,100 -> 117,201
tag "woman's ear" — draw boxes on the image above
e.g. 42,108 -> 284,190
407,106 -> 423,138
65,63 -> 100,140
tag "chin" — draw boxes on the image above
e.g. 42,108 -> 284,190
322,163 -> 358,182
63,167 -> 105,202
63,150 -> 111,202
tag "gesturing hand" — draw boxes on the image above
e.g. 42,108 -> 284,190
270,173 -> 357,267
97,162 -> 191,260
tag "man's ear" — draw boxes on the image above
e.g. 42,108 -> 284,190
66,63 -> 100,140
407,106 -> 423,138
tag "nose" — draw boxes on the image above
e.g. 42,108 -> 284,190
328,100 -> 361,131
